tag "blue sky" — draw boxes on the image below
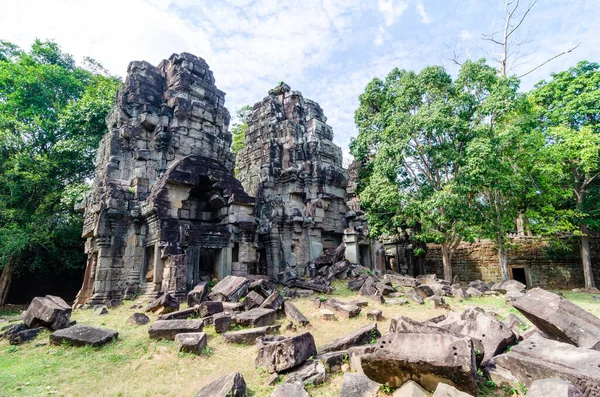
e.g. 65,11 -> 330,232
1,0 -> 598,161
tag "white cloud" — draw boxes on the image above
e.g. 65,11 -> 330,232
378,0 -> 409,27
374,25 -> 385,46
416,2 -> 432,24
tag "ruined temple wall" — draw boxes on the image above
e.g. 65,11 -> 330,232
76,53 -> 256,306
237,83 -> 348,276
424,237 -> 600,289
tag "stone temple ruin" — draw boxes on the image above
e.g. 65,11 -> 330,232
236,83 -> 349,276
74,52 -> 408,307
75,54 -> 258,306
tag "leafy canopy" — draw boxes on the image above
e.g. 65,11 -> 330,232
0,40 -> 121,275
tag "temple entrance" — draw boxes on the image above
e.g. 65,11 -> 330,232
251,248 -> 268,275
511,267 -> 528,286
186,247 -> 219,289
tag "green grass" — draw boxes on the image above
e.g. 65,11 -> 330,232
0,289 -> 598,396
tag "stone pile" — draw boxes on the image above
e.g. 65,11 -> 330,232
0,295 -> 120,347
334,287 -> 600,396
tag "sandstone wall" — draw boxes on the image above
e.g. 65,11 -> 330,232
424,237 -> 600,288
236,83 -> 348,276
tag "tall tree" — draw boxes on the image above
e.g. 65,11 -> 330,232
352,60 -> 520,280
231,105 -> 252,177
530,61 -> 600,289
0,40 -> 120,304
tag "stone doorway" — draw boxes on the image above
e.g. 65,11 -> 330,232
511,267 -> 528,287
186,247 -> 221,289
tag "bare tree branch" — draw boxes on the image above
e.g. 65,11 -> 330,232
517,42 -> 581,78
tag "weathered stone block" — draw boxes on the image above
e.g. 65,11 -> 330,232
50,324 -> 118,347
222,324 -> 281,344
148,320 -> 204,340
175,332 -> 207,354
234,308 -> 276,328
194,372 -> 247,397
319,323 -> 380,353
23,295 -> 72,330
255,332 -> 317,373
361,333 -> 478,394
513,288 -> 600,350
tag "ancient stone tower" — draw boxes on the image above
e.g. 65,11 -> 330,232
236,83 -> 348,276
75,53 -> 257,307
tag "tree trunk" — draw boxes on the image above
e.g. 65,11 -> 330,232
497,235 -> 509,281
580,223 -> 596,289
0,258 -> 14,306
441,243 -> 453,281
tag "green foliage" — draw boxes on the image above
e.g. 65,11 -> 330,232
379,383 -> 395,393
351,59 -> 520,279
231,105 -> 252,156
0,40 -> 120,286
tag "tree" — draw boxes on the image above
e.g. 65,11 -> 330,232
0,40 -> 121,305
530,61 -> 600,289
481,0 -> 579,78
231,105 -> 252,156
462,99 -> 544,280
352,60 -> 520,281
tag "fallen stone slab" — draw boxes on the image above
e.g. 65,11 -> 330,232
319,323 -> 380,353
405,289 -> 425,304
1,323 -> 27,339
492,279 -> 525,294
493,333 -> 600,391
415,285 -> 435,298
348,345 -> 377,374
385,298 -> 408,305
213,312 -> 231,333
9,327 -> 44,345
375,282 -> 395,296
284,359 -> 326,386
393,380 -> 428,397
222,302 -> 244,313
158,307 -> 196,321
513,288 -> 600,350
384,274 -> 418,288
243,290 -> 265,311
145,293 -> 180,315
248,278 -> 272,298
316,350 -> 348,373
359,276 -> 378,296
367,310 -> 383,321
148,320 -> 204,340
436,307 -> 516,365
194,372 -> 247,397
268,381 -> 308,397
289,279 -> 333,294
433,382 -> 473,397
284,302 -> 310,327
321,299 -> 361,319
222,325 -> 281,344
481,361 -> 519,389
50,324 -> 118,347
452,287 -> 470,300
234,308 -> 276,328
209,276 -> 250,302
466,287 -> 482,298
348,299 -> 369,308
361,332 -> 478,394
468,280 -> 488,292
187,282 -> 209,307
127,313 -> 150,325
348,275 -> 367,291
526,379 -> 584,397
320,309 -> 336,321
255,332 -> 317,373
93,305 -> 108,316
198,301 -> 224,317
23,295 -> 72,330
175,332 -> 207,354
339,372 -> 381,397
260,291 -> 284,311
278,270 -> 298,284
